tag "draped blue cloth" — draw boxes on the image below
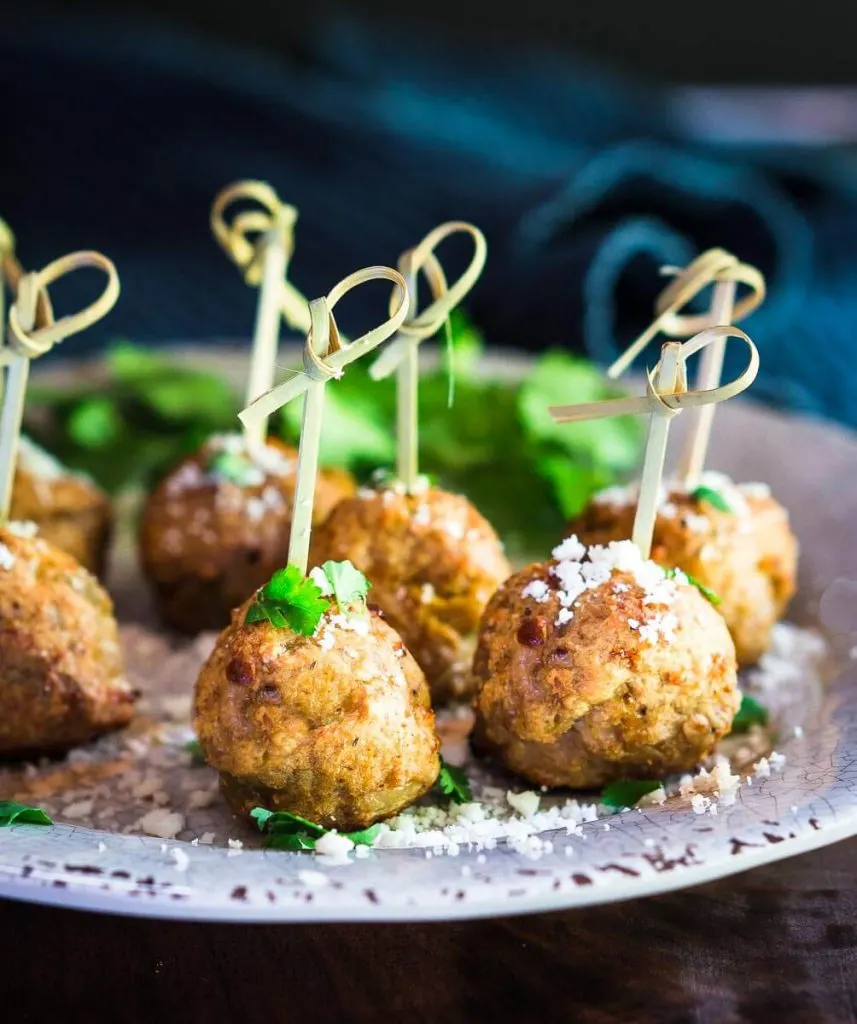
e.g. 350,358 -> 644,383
1,11 -> 854,427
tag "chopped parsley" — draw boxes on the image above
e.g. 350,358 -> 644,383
185,738 -> 206,764
665,567 -> 722,605
244,565 -> 329,635
731,694 -> 769,734
436,757 -> 472,805
691,485 -> 732,513
0,800 -> 53,827
205,449 -> 259,487
250,806 -> 380,851
600,780 -> 662,810
310,561 -> 370,611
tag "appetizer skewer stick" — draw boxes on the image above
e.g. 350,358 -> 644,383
549,325 -> 760,558
0,219 -> 54,334
0,251 -> 119,521
368,222 -> 487,492
606,249 -> 765,488
211,181 -> 305,446
240,266 -> 410,574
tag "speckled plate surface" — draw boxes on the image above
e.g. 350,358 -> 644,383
1,350 -> 856,922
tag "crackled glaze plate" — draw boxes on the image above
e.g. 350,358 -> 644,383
0,351 -> 856,922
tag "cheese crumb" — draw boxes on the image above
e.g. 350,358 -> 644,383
138,808 -> 185,839
522,580 -> 550,603
507,790 -> 541,818
315,832 -> 354,862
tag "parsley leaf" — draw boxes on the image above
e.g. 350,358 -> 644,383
185,738 -> 206,764
436,757 -> 472,804
691,485 -> 732,513
664,567 -> 722,605
731,694 -> 769,734
0,800 -> 53,826
205,449 -> 260,487
244,566 -> 329,635
310,560 -> 370,610
600,780 -> 663,810
251,807 -> 381,851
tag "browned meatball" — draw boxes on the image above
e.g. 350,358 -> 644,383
139,434 -> 355,634
0,523 -> 134,756
194,597 -> 440,831
10,436 -> 113,577
570,473 -> 797,665
310,480 -> 511,703
473,537 -> 739,789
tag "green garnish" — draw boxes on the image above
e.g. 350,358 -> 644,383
25,316 -> 643,559
310,560 -> 370,611
731,694 -> 769,734
691,485 -> 733,513
244,566 -> 329,635
205,449 -> 259,487
250,806 -> 381,851
0,800 -> 53,827
600,780 -> 662,810
184,738 -> 206,764
664,568 -> 722,605
436,757 -> 472,805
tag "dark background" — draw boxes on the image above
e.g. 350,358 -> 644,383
51,0 -> 857,83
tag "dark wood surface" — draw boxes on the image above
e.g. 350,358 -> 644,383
1,839 -> 854,1023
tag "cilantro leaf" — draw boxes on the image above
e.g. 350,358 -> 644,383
244,566 -> 329,635
205,449 -> 260,487
0,800 -> 53,826
67,397 -> 122,449
250,806 -> 380,852
600,780 -> 663,810
664,568 -> 722,605
436,757 -> 472,804
311,560 -> 370,610
691,485 -> 732,513
185,738 -> 206,764
731,694 -> 769,734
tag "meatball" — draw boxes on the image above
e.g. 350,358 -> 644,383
0,523 -> 134,756
569,472 -> 797,665
310,480 -> 511,703
10,436 -> 112,577
139,434 -> 355,633
194,598 -> 440,831
473,536 -> 739,789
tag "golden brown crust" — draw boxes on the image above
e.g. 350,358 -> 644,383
0,528 -> 133,756
10,464 -> 113,577
472,561 -> 739,788
139,436 -> 355,634
569,489 -> 797,665
194,603 -> 440,830
310,486 -> 511,703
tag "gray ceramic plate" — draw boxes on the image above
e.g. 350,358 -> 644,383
0,350 -> 855,922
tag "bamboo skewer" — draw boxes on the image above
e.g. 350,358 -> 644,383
240,266 -> 410,575
604,248 -> 766,491
0,250 -> 119,522
369,222 -> 487,492
550,325 -> 760,559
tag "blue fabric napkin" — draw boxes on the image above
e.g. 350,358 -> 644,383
1,11 -> 855,427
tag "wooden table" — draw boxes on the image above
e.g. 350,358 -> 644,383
2,839 -> 854,1023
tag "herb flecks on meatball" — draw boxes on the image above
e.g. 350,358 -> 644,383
473,536 -> 739,790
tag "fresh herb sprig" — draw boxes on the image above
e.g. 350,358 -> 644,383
731,694 -> 769,734
184,738 -> 206,765
691,485 -> 732,513
310,560 -> 371,611
244,566 -> 330,634
600,780 -> 663,810
0,800 -> 53,827
251,807 -> 380,851
665,567 -> 722,605
436,757 -> 473,805
205,449 -> 260,487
